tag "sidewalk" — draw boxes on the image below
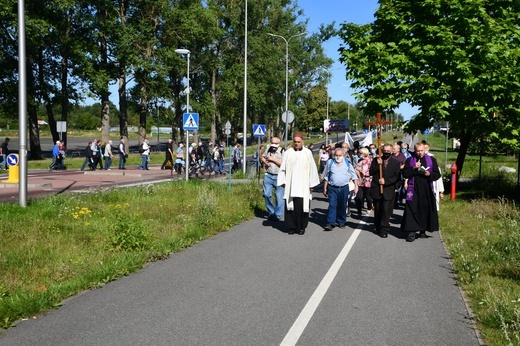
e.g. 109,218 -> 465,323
0,166 -> 183,203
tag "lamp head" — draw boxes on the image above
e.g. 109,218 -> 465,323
175,49 -> 190,55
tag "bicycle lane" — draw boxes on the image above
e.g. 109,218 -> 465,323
0,192 -> 480,345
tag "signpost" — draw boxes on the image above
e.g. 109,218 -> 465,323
252,124 -> 266,179
183,113 -> 199,181
224,120 -> 231,147
281,110 -> 294,148
57,121 -> 66,141
2,153 -> 20,184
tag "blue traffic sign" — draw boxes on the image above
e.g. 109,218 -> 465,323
253,124 -> 266,137
183,113 -> 199,131
6,153 -> 19,167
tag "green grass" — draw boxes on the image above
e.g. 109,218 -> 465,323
0,180 -> 264,329
440,193 -> 520,345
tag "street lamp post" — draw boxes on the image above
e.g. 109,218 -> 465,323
175,48 -> 190,181
317,67 -> 331,145
268,32 -> 306,148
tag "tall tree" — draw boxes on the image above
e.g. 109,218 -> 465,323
338,0 -> 520,174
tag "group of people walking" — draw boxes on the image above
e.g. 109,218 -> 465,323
262,135 -> 443,242
80,138 -> 120,171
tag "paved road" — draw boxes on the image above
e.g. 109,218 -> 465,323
0,186 -> 480,345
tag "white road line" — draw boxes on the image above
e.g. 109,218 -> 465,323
280,220 -> 367,346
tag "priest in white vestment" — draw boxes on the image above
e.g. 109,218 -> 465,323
277,134 -> 320,235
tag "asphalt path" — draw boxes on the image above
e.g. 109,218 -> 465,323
0,190 -> 480,345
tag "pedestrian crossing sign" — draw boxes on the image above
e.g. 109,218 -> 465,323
253,124 -> 266,137
183,113 -> 199,130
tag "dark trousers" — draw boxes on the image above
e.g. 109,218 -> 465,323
355,186 -> 373,214
162,155 -> 172,169
373,197 -> 394,234
284,197 -> 309,232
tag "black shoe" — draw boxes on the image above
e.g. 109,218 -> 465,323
380,232 -> 388,238
406,233 -> 416,242
338,224 -> 346,229
323,224 -> 333,231
288,229 -> 295,235
298,229 -> 305,235
419,231 -> 427,238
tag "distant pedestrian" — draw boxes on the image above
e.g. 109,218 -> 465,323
104,140 -> 114,170
96,140 -> 104,170
80,141 -> 95,171
161,139 -> 173,170
232,143 -> 242,173
174,142 -> 185,174
318,144 -> 329,175
0,137 -> 10,170
90,139 -> 99,169
49,141 -> 61,171
118,138 -> 127,170
137,139 -> 150,170
59,141 -> 66,170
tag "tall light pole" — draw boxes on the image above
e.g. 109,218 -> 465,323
267,31 -> 306,148
243,0 -> 248,173
175,48 -> 190,181
317,67 -> 331,145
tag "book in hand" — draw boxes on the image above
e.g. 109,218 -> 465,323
418,165 -> 430,173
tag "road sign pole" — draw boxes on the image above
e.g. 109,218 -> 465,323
186,130 -> 189,181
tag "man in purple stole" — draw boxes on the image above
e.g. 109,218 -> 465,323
401,143 -> 441,242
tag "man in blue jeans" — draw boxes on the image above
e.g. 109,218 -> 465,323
260,137 -> 285,221
322,148 -> 359,230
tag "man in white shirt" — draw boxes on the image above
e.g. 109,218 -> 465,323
138,138 -> 151,170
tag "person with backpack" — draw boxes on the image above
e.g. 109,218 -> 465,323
322,147 -> 359,231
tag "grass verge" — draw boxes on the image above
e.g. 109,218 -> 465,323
0,179 -> 264,329
440,179 -> 520,345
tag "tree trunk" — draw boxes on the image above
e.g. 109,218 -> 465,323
100,36 -> 110,145
26,56 -> 43,159
118,68 -> 129,141
38,50 -> 57,143
455,127 -> 473,179
139,87 -> 148,144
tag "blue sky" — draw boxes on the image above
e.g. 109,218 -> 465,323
297,0 -> 418,120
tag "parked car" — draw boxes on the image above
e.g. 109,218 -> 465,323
307,132 -> 323,138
